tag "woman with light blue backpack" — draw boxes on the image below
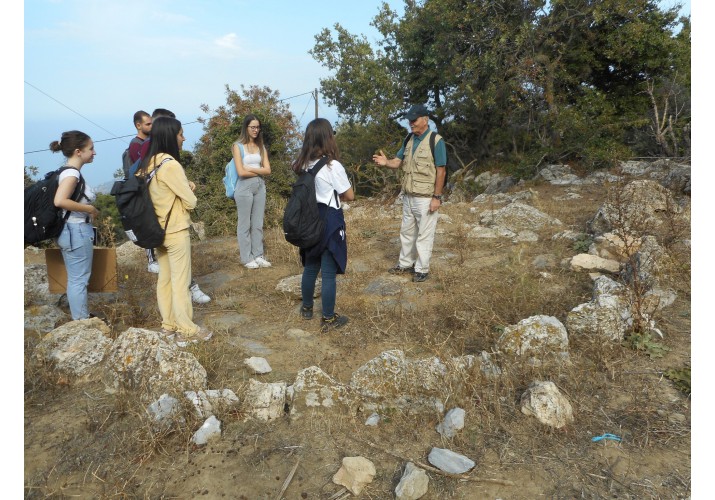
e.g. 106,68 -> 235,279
231,114 -> 272,268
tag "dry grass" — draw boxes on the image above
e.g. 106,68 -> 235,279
24,179 -> 691,499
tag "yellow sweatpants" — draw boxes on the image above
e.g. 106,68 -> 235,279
155,229 -> 199,335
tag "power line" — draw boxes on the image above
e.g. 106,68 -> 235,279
25,81 -> 124,141
24,120 -> 202,155
25,80 -> 318,154
278,91 -> 314,103
297,93 -> 314,124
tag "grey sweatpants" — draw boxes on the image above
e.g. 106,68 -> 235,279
234,176 -> 266,264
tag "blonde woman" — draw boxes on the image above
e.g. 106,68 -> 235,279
231,114 -> 272,269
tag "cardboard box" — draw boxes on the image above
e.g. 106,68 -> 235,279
45,248 -> 118,293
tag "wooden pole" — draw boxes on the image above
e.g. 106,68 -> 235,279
314,88 -> 319,119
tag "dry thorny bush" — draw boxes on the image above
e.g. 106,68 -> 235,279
24,180 -> 691,498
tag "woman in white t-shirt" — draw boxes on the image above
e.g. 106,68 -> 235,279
292,118 -> 354,330
231,114 -> 272,269
50,130 -> 99,320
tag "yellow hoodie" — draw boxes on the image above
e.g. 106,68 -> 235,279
142,153 -> 197,234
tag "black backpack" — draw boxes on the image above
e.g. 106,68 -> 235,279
110,158 -> 174,249
121,137 -> 144,179
283,157 -> 333,249
24,166 -> 86,245
401,131 -> 450,186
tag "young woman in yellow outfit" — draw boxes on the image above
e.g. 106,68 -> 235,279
137,117 -> 212,347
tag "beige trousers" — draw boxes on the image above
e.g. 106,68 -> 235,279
398,194 -> 439,273
155,229 -> 199,335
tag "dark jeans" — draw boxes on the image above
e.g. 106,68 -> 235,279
301,249 -> 338,319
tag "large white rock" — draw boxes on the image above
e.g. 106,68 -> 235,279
34,318 -> 112,382
566,276 -> 632,341
287,366 -> 352,418
103,328 -> 207,398
520,380 -> 574,428
244,356 -> 272,374
243,379 -> 286,422
496,315 -> 569,361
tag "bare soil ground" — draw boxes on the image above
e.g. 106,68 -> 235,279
24,179 -> 691,499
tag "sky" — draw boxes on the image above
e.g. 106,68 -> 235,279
23,0 -> 406,188
17,0 -> 705,495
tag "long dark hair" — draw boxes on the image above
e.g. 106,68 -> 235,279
237,113 -> 265,163
49,130 -> 91,158
138,117 -> 182,175
292,118 -> 339,173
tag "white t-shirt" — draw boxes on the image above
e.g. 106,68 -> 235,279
58,168 -> 95,222
307,159 -> 351,209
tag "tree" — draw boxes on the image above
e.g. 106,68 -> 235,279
310,0 -> 690,177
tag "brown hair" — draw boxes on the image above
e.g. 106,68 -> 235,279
291,118 -> 339,173
49,130 -> 92,158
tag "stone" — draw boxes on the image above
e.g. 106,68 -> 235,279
436,408 -> 465,438
332,456 -> 376,495
243,379 -> 286,422
24,304 -> 70,333
103,328 -> 207,399
479,202 -> 563,233
570,254 -> 621,273
365,413 -> 380,426
34,318 -> 113,383
287,366 -> 352,418
191,415 -> 221,445
520,380 -> 574,428
566,276 -> 632,342
185,389 -> 240,418
496,315 -> 569,360
244,356 -> 272,374
427,448 -> 475,474
146,393 -> 182,429
395,462 -> 429,499
276,274 -> 320,299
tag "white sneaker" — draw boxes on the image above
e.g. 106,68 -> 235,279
245,260 -> 259,269
255,256 -> 272,268
174,327 -> 213,347
190,283 -> 211,304
148,262 -> 160,274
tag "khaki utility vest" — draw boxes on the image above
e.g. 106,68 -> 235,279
402,131 -> 442,197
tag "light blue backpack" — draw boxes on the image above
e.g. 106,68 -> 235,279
223,142 -> 244,198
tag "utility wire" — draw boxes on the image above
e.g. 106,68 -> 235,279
25,80 -> 316,153
25,81 -> 124,141
297,94 -> 314,124
278,91 -> 314,103
24,120 -> 201,155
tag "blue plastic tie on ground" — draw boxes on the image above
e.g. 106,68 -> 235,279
591,433 -> 622,442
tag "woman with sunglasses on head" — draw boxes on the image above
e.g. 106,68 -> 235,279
137,116 -> 212,347
51,130 -> 100,320
231,114 -> 272,269
293,118 -> 354,331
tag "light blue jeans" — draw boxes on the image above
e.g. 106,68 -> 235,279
234,176 -> 266,264
56,221 -> 94,320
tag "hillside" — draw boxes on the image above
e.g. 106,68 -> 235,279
24,162 -> 691,499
